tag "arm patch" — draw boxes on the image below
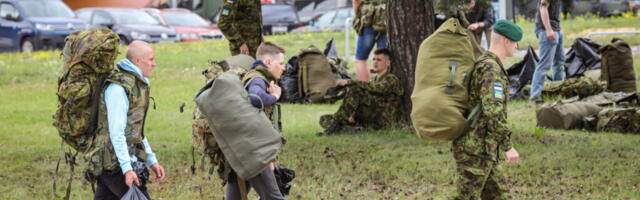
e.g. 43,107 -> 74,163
493,82 -> 504,100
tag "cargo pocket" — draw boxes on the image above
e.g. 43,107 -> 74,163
55,79 -> 93,137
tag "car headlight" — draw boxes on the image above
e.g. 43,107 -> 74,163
131,31 -> 150,40
181,33 -> 199,39
35,23 -> 54,31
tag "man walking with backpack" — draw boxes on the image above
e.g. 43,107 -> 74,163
92,40 -> 166,200
452,20 -> 521,200
222,42 -> 287,200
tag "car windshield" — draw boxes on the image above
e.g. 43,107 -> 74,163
109,10 -> 160,25
262,5 -> 298,24
161,12 -> 209,26
314,11 -> 335,26
17,0 -> 74,18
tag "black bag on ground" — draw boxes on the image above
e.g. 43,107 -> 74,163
121,185 -> 149,200
273,165 -> 295,196
599,38 -> 636,93
506,45 -> 539,98
279,56 -> 302,103
565,37 -> 602,78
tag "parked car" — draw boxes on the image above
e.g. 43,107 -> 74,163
297,0 -> 350,23
144,8 -> 222,42
629,0 -> 640,14
291,8 -> 353,33
0,0 -> 88,52
75,8 -> 179,44
572,0 -> 633,17
261,3 -> 303,34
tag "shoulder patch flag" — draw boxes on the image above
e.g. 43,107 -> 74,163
493,82 -> 504,99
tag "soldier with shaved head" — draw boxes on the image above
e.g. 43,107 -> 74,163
93,40 -> 166,200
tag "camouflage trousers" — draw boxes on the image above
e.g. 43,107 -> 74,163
320,86 -> 380,129
228,38 -> 262,58
453,151 -> 510,200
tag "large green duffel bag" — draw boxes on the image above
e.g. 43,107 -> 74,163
536,101 -> 602,130
195,72 -> 281,180
600,38 -> 636,93
411,17 -> 483,141
298,46 -> 337,103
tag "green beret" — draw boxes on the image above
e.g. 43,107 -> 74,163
492,19 -> 523,42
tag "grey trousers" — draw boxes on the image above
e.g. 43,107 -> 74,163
225,168 -> 287,200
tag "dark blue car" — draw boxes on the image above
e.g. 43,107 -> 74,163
0,0 -> 88,52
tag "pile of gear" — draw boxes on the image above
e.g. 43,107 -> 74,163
279,39 -> 351,103
532,38 -> 639,134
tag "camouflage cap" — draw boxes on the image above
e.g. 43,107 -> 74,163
492,19 -> 523,42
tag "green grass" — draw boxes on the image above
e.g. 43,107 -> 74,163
1,23 -> 640,199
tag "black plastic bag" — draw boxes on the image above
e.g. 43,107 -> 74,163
273,165 -> 295,196
279,56 -> 303,103
506,45 -> 539,99
121,185 -> 149,200
565,37 -> 602,78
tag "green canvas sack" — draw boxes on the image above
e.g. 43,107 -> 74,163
191,55 -> 255,177
536,101 -> 602,130
411,17 -> 484,141
599,38 -> 636,93
297,46 -> 337,103
195,72 -> 281,180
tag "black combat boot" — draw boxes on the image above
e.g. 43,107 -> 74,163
316,121 -> 342,136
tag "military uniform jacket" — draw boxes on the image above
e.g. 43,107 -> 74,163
353,0 -> 387,34
218,0 -> 263,51
453,52 -> 513,161
88,68 -> 150,178
348,72 -> 403,125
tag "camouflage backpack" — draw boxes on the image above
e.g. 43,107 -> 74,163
53,29 -> 120,153
52,29 -> 120,199
542,76 -> 605,99
191,55 -> 254,178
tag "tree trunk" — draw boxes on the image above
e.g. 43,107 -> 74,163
387,0 -> 435,125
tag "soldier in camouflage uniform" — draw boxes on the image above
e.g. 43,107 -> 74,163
92,41 -> 166,200
317,48 -> 403,135
218,0 -> 263,58
452,20 -> 521,200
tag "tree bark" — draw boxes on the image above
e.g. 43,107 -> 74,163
387,0 -> 435,125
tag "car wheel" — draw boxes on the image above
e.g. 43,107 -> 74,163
21,38 -> 34,53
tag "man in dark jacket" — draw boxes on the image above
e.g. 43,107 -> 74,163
465,0 -> 496,48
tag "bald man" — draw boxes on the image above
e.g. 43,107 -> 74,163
93,40 -> 165,200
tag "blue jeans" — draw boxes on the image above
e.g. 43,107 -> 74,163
529,31 -> 565,99
355,26 -> 387,60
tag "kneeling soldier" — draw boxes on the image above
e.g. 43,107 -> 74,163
318,48 -> 403,135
